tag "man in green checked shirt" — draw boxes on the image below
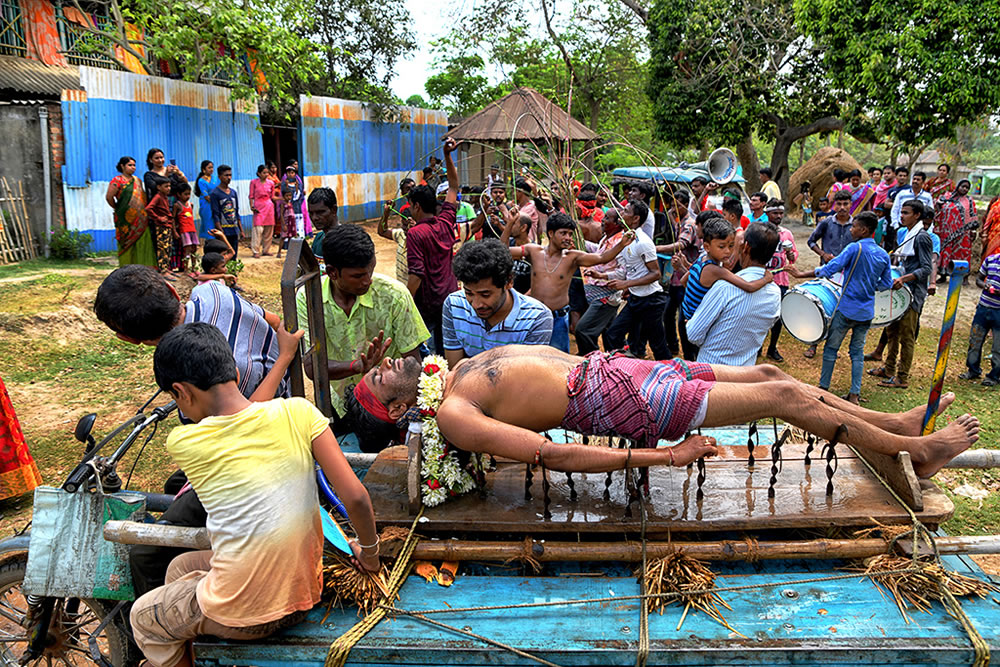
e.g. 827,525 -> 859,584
297,224 -> 429,445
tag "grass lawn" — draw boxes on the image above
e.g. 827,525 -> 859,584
1,222 -> 997,571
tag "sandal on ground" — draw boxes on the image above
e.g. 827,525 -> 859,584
878,376 -> 908,388
803,346 -> 816,359
867,366 -> 891,379
959,370 -> 981,380
863,352 -> 882,362
840,393 -> 865,404
983,377 -> 999,387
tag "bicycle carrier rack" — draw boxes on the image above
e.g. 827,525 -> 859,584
280,239 -> 333,417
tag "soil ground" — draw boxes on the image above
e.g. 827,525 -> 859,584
1,219 -> 998,573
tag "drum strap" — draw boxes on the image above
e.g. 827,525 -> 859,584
829,242 -> 864,321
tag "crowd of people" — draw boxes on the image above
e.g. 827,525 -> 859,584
87,138 -> 998,666
105,149 -> 329,282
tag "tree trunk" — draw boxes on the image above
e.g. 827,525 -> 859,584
762,114 -> 844,201
771,131 -> 800,200
737,134 -> 762,193
798,139 -> 806,170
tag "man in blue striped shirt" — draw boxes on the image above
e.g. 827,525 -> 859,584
442,239 -> 553,366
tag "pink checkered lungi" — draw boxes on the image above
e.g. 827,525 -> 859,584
561,352 -> 716,446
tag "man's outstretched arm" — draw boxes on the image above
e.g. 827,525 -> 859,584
436,397 -> 716,471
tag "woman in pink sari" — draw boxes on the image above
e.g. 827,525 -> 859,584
873,164 -> 897,209
249,164 -> 277,257
935,179 -> 977,278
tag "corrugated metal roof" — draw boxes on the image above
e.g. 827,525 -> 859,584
0,56 -> 80,98
449,87 -> 597,142
80,65 -> 252,113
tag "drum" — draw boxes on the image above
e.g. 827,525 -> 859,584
871,267 -> 912,327
781,279 -> 843,344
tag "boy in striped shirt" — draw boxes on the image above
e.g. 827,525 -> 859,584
960,252 -> 1000,386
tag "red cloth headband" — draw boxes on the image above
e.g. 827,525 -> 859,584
354,377 -> 394,424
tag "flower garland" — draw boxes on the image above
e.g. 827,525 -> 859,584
416,355 -> 481,506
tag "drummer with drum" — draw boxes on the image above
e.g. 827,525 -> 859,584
803,191 -> 857,358
868,200 -> 935,389
789,212 -> 892,404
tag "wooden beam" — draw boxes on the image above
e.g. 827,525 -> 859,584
103,521 -> 1000,562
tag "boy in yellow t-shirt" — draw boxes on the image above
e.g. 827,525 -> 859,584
130,322 -> 380,667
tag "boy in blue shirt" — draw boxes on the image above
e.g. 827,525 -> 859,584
791,212 -> 892,403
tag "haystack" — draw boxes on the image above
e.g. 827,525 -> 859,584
787,147 -> 864,216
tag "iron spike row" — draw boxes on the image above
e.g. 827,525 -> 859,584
767,428 -> 792,499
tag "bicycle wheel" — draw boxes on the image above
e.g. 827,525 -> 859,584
0,552 -> 135,666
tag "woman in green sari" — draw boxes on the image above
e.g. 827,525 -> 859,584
105,156 -> 156,267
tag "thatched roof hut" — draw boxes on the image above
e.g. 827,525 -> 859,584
449,87 -> 597,187
788,147 -> 864,216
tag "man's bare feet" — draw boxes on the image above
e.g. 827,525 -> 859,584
897,392 -> 956,436
668,434 -> 719,467
912,413 -> 979,478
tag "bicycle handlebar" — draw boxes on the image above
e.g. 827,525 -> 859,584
62,400 -> 177,493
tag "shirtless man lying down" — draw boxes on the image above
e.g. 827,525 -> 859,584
346,345 -> 977,479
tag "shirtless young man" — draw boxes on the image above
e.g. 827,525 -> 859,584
501,211 -> 634,353
348,345 -> 977,479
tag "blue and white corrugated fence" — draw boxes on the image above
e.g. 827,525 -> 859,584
61,66 -> 263,252
298,95 -> 449,222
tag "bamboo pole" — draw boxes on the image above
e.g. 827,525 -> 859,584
103,521 -> 1000,562
17,181 -> 36,258
0,189 -> 14,264
944,449 -> 1000,469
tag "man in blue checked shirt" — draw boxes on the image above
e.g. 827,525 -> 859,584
442,239 -> 553,366
791,212 -> 892,404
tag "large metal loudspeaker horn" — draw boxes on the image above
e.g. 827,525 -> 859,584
688,148 -> 738,184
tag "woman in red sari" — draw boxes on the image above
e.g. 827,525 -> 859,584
983,195 -> 1000,261
934,178 -> 977,279
926,163 -> 956,201
0,376 -> 42,501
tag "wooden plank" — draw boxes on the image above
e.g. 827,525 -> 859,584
850,445 -> 923,511
1,178 -> 25,261
368,444 -> 953,534
0,192 -> 14,264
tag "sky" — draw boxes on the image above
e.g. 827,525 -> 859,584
389,2 -> 451,101
389,0 -> 551,102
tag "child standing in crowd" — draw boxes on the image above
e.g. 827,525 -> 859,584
680,216 -> 773,322
275,188 -> 295,260
130,322 -> 379,667
196,252 -> 236,287
145,176 -> 174,279
173,183 -> 199,274
205,229 -> 235,263
210,165 -> 241,258
960,250 -> 1000,387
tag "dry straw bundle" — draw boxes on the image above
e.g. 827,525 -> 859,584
853,554 -> 1000,624
638,551 -> 742,634
322,550 -> 394,618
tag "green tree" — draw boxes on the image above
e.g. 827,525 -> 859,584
424,0 -> 662,169
641,0 -> 844,194
405,94 -> 430,108
424,38 -> 508,117
310,0 -> 416,108
795,0 -> 1000,148
67,0 -> 325,109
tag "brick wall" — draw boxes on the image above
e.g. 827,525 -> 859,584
47,102 -> 66,229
